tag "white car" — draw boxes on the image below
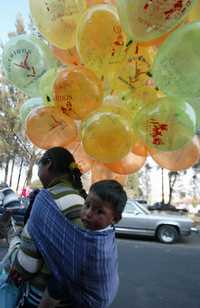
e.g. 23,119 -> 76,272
115,200 -> 195,244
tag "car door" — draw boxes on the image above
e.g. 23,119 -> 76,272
116,201 -> 155,236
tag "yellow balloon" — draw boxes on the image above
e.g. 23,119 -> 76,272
119,87 -> 159,122
97,95 -> 132,125
53,66 -> 103,120
25,106 -> 77,149
76,4 -> 126,78
188,0 -> 200,22
108,43 -> 155,92
82,111 -> 133,163
29,0 -> 87,49
116,0 -> 196,42
87,0 -> 116,6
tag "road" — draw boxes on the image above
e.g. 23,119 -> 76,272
0,234 -> 200,308
111,233 -> 200,308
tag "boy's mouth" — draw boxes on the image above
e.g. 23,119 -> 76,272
81,219 -> 93,230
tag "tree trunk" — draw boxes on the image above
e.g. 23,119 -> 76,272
9,156 -> 15,187
4,158 -> 10,184
26,154 -> 37,186
161,168 -> 165,204
168,173 -> 177,205
16,158 -> 23,192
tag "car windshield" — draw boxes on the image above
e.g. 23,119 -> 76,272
125,200 -> 150,215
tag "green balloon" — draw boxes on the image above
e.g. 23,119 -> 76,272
133,96 -> 196,151
2,34 -> 58,97
19,97 -> 44,123
39,68 -> 58,105
190,97 -> 200,129
153,22 -> 200,100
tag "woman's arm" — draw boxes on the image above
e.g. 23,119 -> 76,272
11,223 -> 43,278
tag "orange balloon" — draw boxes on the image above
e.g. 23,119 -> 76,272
51,45 -> 81,66
53,66 -> 103,120
149,135 -> 200,171
25,106 -> 77,149
139,34 -> 169,47
105,151 -> 146,174
91,161 -> 128,185
132,139 -> 148,157
65,140 -> 93,174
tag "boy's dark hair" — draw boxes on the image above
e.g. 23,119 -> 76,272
40,147 -> 87,199
90,179 -> 127,218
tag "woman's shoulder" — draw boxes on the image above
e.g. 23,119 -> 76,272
48,182 -> 79,197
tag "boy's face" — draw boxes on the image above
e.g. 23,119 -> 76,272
80,192 -> 116,230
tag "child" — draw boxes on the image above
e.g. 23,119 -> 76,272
36,179 -> 127,308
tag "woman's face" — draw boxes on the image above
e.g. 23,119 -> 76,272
37,157 -> 52,188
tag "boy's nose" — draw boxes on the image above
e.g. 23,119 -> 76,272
85,208 -> 93,219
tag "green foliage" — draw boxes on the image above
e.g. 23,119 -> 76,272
125,173 -> 140,198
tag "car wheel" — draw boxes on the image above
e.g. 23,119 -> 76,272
157,225 -> 179,244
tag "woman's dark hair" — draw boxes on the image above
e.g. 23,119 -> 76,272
40,147 -> 87,199
90,179 -> 127,216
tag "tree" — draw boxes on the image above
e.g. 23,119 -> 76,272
167,171 -> 179,205
161,168 -> 165,204
126,173 -> 140,198
138,160 -> 152,202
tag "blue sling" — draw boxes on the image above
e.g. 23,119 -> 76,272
28,189 -> 119,308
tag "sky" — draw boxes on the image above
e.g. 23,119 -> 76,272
0,1 -> 30,44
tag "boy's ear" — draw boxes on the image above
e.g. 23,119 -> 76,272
113,213 -> 122,224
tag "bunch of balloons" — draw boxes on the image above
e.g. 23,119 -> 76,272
3,0 -> 200,184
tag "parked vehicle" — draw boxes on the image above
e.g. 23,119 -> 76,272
0,186 -> 26,226
115,200 -> 194,244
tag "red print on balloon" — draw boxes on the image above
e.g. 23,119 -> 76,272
149,119 -> 168,145
14,52 -> 36,78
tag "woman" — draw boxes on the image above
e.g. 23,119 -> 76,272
8,147 -> 87,307
9,147 -> 126,308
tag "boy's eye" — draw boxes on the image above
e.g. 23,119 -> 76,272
84,202 -> 90,209
96,209 -> 104,215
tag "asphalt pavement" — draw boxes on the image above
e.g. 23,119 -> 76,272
111,233 -> 200,308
